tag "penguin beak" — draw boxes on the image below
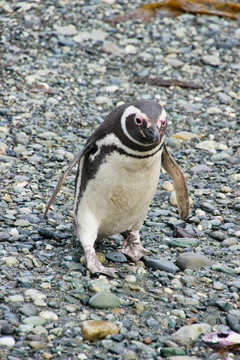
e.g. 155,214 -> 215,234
143,125 -> 160,144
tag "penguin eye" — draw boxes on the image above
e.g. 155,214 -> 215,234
161,118 -> 166,127
135,117 -> 143,126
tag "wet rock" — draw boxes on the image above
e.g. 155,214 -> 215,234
105,252 -> 128,263
81,320 -> 119,342
143,256 -> 180,274
176,253 -> 213,270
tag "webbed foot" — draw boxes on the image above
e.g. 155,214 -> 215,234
120,228 -> 151,262
85,248 -> 117,277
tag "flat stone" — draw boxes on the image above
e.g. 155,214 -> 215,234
8,295 -> 24,303
172,323 -> 211,346
20,304 -> 39,317
89,290 -> 121,309
161,348 -> 185,357
29,341 -> 47,350
125,275 -> 137,283
0,232 -> 10,241
162,180 -> 174,191
143,256 -> 180,274
190,164 -> 212,172
105,252 -> 128,263
39,311 -> 58,321
176,253 -> 213,270
200,202 -> 216,213
23,316 -> 45,327
210,231 -> 227,241
168,238 -> 200,248
15,132 -> 30,145
33,326 -> 48,335
196,140 -> 228,151
172,131 -> 198,140
229,280 -> 240,289
166,357 -> 201,360
102,41 -> 122,55
88,278 -> 111,293
53,24 -> 77,36
5,255 -> 21,268
228,174 -> 240,182
14,219 -> 30,227
202,55 -> 220,66
81,320 -> 119,342
25,289 -> 47,301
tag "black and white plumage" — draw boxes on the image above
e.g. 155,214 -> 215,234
44,99 -> 189,276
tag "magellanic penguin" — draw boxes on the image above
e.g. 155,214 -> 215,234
44,99 -> 189,276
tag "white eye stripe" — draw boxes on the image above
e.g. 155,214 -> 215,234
160,108 -> 167,121
121,106 -> 151,147
157,108 -> 167,127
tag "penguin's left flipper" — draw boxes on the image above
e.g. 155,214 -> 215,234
44,143 -> 94,218
161,144 -> 190,220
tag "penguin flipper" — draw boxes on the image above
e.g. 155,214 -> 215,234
44,143 -> 93,218
161,144 -> 189,220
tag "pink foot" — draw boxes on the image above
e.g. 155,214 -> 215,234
85,248 -> 117,277
120,229 -> 151,261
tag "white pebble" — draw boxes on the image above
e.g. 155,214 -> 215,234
0,336 -> 15,347
40,311 -> 58,321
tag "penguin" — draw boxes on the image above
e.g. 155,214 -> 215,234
44,99 -> 189,276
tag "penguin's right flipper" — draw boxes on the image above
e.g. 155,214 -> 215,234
44,143 -> 93,218
161,144 -> 189,220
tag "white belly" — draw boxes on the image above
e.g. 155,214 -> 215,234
75,149 -> 162,238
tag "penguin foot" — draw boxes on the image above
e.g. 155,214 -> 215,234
85,248 -> 117,277
121,243 -> 151,262
120,229 -> 151,262
88,262 -> 117,277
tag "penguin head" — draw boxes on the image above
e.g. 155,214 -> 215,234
119,99 -> 167,151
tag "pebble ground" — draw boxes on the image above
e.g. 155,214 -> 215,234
0,1 -> 240,360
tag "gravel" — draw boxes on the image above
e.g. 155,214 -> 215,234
0,1 -> 240,359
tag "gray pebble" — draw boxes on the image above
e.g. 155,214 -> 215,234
20,304 -> 39,317
105,252 -> 128,263
89,290 -> 121,309
168,238 -> 200,248
143,256 -> 180,274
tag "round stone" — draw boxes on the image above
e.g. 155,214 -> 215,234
89,291 -> 121,309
